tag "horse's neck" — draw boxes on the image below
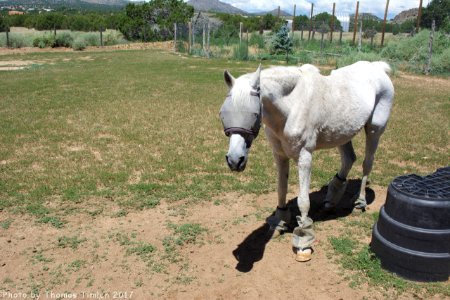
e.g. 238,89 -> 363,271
260,69 -> 300,130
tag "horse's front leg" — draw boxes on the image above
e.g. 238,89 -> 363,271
293,148 -> 315,262
267,153 -> 291,238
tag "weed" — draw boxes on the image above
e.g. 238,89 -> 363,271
0,218 -> 13,229
135,278 -> 144,287
87,209 -> 103,217
57,235 -> 87,249
168,223 -> 207,246
67,259 -> 86,272
329,221 -> 450,297
33,252 -> 53,264
38,216 -> 65,228
113,209 -> 128,218
126,243 -> 156,261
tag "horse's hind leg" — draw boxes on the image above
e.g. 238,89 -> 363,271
355,125 -> 385,209
324,141 -> 356,211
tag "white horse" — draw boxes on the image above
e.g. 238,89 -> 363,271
219,61 -> 394,262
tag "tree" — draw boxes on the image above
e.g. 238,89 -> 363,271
119,0 -> 193,41
421,0 -> 450,31
313,12 -> 342,31
271,24 -> 293,62
0,15 -> 8,31
293,15 -> 309,31
214,23 -> 238,46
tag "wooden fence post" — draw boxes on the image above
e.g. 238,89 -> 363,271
358,20 -> 362,51
207,22 -> 210,58
246,30 -> 249,60
239,22 -> 243,46
100,27 -> 103,47
381,0 -> 390,47
321,30 -> 325,52
425,20 -> 435,75
202,22 -> 206,53
330,2 -> 336,42
339,29 -> 343,44
308,3 -> 314,41
188,22 -> 192,54
352,1 -> 359,45
174,23 -> 177,52
417,0 -> 423,33
292,4 -> 296,38
6,27 -> 10,48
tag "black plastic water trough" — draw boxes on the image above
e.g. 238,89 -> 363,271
371,166 -> 450,282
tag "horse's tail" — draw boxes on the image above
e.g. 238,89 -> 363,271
372,61 -> 392,75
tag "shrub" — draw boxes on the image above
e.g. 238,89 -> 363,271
6,33 -> 30,48
249,32 -> 265,49
103,30 -> 126,46
33,35 -> 55,48
81,32 -> 100,46
72,37 -> 86,51
232,43 -> 249,60
336,51 -> 384,68
430,47 -> 450,74
53,32 -> 73,48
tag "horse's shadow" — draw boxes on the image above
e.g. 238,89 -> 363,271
232,179 -> 375,272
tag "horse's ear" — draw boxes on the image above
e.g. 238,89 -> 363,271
250,64 -> 261,90
224,70 -> 235,89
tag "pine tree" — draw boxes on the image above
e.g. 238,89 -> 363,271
272,24 -> 293,62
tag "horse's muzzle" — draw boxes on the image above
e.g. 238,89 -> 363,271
226,155 -> 247,172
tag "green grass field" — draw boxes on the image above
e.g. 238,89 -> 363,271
1,50 -> 448,216
0,49 -> 449,296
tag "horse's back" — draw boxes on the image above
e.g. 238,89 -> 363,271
330,61 -> 394,128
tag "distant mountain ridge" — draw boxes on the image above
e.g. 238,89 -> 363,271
393,8 -> 419,24
186,0 -> 246,14
0,0 -> 127,7
262,8 -> 292,17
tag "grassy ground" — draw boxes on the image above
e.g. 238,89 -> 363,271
0,49 -> 449,296
0,49 -> 448,220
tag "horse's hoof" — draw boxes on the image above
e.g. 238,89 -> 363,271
269,228 -> 284,239
295,248 -> 312,262
354,198 -> 367,210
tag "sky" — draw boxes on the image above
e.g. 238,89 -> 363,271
181,0 -> 429,20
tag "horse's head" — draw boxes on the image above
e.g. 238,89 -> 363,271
219,65 -> 262,172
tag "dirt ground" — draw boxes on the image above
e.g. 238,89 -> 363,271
1,183 -> 419,300
0,41 -> 175,56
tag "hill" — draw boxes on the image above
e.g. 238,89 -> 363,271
393,8 -> 419,24
186,0 -> 246,14
0,0 -> 127,10
263,8 -> 292,17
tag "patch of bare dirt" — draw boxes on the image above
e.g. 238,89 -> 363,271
0,42 -> 175,56
398,72 -> 450,86
0,183 -> 407,299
